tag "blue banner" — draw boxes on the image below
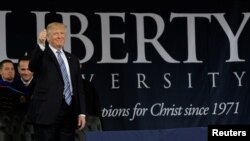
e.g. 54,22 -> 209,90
86,127 -> 207,141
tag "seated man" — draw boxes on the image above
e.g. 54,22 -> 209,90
0,59 -> 20,112
0,59 -> 27,141
14,56 -> 36,141
0,59 -> 15,83
0,59 -> 28,112
14,55 -> 35,109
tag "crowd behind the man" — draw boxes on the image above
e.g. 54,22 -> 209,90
0,56 -> 103,141
0,56 -> 34,141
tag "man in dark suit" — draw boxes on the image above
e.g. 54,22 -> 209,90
16,55 -> 35,93
27,22 -> 86,141
14,55 -> 36,111
0,59 -> 15,83
0,59 -> 28,141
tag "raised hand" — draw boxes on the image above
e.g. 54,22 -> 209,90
38,29 -> 47,46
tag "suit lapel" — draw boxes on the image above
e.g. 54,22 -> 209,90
45,47 -> 64,81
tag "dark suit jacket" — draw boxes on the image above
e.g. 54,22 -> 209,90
0,80 -> 27,114
13,77 -> 36,96
26,45 -> 85,127
12,77 -> 36,112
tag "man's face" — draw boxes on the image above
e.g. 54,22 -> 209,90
0,62 -> 15,82
18,60 -> 33,82
47,26 -> 65,49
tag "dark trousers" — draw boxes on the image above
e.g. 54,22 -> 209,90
33,101 -> 76,141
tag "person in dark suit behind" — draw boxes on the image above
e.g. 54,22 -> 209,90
0,59 -> 15,83
26,22 -> 86,141
13,55 -> 36,111
16,55 -> 35,94
0,59 -> 20,113
11,55 -> 36,141
0,59 -> 27,141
